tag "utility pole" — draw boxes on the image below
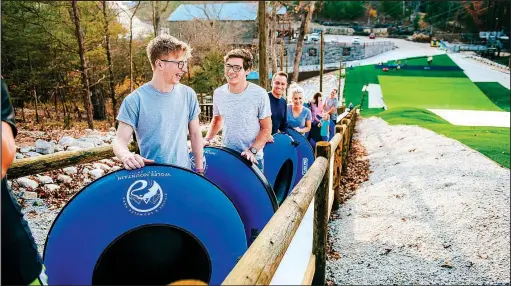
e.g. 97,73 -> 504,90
280,39 -> 284,71
338,55 -> 342,103
403,1 -> 405,17
258,1 -> 268,90
285,50 -> 288,74
319,30 -> 324,92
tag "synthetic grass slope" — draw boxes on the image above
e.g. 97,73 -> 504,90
369,108 -> 510,168
378,76 -> 503,111
344,55 -> 467,109
474,82 -> 511,112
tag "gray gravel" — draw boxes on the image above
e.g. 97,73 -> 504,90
21,201 -> 60,257
327,117 -> 510,285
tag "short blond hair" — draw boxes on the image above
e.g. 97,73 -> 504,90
287,82 -> 304,103
272,71 -> 288,82
224,49 -> 253,70
146,35 -> 192,69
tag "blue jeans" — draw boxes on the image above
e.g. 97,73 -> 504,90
256,158 -> 264,173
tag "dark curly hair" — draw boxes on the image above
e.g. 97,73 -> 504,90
224,49 -> 253,70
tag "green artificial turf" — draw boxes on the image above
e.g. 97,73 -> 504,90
363,108 -> 510,168
474,82 -> 511,112
347,55 -> 509,168
388,54 -> 459,66
343,55 -> 467,109
378,76 -> 503,111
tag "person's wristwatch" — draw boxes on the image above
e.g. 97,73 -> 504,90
249,146 -> 258,155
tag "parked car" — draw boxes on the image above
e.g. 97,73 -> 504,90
369,32 -> 376,39
309,32 -> 320,41
352,36 -> 361,45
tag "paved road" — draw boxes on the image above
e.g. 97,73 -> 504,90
289,36 -> 446,72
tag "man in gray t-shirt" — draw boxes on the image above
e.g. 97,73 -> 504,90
204,49 -> 272,172
113,35 -> 204,173
116,83 -> 199,169
324,88 -> 339,121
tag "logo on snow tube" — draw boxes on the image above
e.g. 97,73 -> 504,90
302,158 -> 308,175
123,180 -> 167,215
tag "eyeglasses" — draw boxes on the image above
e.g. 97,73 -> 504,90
225,64 -> 243,72
160,59 -> 187,70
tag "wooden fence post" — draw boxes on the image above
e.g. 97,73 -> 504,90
340,119 -> 351,174
332,125 -> 345,210
312,142 -> 331,285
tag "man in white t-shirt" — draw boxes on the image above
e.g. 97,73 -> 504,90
203,49 -> 272,172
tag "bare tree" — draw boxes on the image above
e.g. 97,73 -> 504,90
151,1 -> 170,36
267,2 -> 279,74
101,0 -> 117,122
258,1 -> 268,90
292,1 -> 315,83
176,3 -> 250,64
71,0 -> 94,129
129,2 -> 141,92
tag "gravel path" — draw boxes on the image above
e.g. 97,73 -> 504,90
327,117 -> 510,285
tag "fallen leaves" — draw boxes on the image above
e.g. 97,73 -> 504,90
326,232 -> 341,260
336,138 -> 370,206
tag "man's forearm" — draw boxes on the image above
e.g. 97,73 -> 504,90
205,118 -> 222,140
251,127 -> 271,151
113,140 -> 133,161
190,129 -> 204,169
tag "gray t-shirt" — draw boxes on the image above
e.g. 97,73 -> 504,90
116,82 -> 200,169
324,97 -> 339,120
287,105 -> 312,129
213,82 -> 271,160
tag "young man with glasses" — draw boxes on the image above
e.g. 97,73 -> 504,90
203,49 -> 272,172
267,71 -> 289,143
114,35 -> 204,174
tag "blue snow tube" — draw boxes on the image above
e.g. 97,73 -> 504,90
285,129 -> 315,188
43,165 -> 247,285
190,146 -> 278,245
263,133 -> 299,205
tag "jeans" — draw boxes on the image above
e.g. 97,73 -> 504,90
256,158 -> 264,173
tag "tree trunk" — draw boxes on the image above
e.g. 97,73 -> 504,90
152,1 -> 158,36
129,1 -> 141,93
292,1 -> 316,83
53,90 -> 59,120
270,4 -> 278,74
33,86 -> 39,123
71,0 -> 94,129
151,1 -> 170,37
91,85 -> 106,120
27,52 -> 39,123
258,1 -> 268,90
102,0 -> 117,122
